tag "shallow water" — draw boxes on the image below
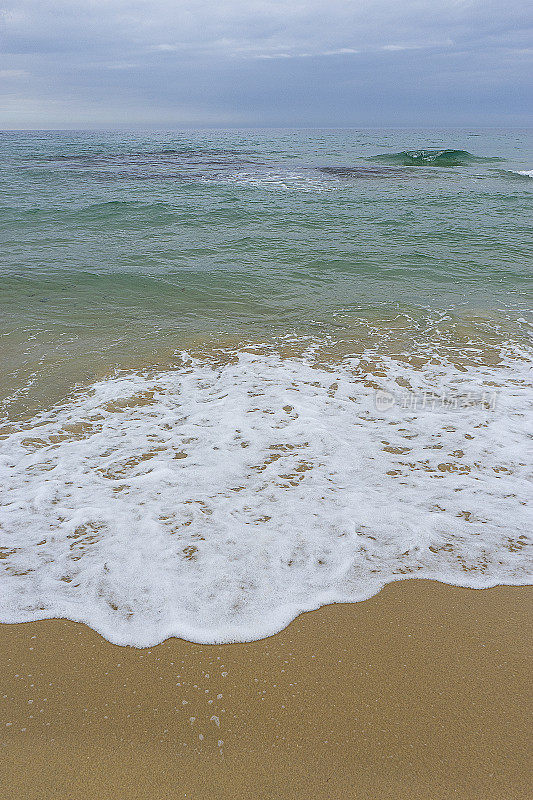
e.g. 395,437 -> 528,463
0,128 -> 532,643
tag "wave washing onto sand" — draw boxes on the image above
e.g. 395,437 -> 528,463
0,345 -> 531,645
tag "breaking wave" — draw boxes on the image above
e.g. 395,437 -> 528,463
370,149 -> 506,167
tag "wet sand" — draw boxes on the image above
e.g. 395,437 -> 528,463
0,579 -> 531,799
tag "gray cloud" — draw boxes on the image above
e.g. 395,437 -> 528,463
0,0 -> 531,126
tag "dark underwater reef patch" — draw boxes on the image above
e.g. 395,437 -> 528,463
318,165 -> 430,178
369,149 -> 506,167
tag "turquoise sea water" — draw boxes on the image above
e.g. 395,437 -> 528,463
1,127 -> 532,415
0,129 -> 531,644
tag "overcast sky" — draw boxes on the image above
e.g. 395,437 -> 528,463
0,0 -> 531,128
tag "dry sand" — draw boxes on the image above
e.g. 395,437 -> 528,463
0,579 -> 531,799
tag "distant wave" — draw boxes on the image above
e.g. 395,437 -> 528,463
504,169 -> 533,179
44,147 -> 259,163
490,168 -> 533,181
369,149 -> 506,167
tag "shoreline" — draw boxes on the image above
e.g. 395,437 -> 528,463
1,579 -> 531,799
0,574 -> 531,647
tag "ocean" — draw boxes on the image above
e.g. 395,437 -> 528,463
0,127 -> 531,644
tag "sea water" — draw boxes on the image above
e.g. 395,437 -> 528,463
0,128 -> 531,644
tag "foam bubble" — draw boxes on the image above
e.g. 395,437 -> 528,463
0,346 -> 531,645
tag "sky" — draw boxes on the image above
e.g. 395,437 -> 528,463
0,0 -> 531,128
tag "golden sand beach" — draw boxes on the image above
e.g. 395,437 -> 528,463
0,579 -> 531,800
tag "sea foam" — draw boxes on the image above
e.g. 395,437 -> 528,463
0,346 -> 531,645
